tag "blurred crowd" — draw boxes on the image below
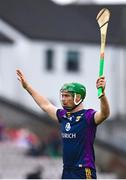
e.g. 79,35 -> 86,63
0,116 -> 62,158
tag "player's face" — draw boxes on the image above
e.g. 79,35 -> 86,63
60,91 -> 74,109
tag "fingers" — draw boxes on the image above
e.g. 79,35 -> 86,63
16,69 -> 24,80
16,69 -> 29,90
16,69 -> 25,85
16,69 -> 23,77
96,76 -> 106,89
96,76 -> 105,82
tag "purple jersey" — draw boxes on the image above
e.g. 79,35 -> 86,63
56,109 -> 97,169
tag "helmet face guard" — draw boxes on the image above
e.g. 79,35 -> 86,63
60,82 -> 86,110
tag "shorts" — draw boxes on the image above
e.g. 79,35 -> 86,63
61,167 -> 97,179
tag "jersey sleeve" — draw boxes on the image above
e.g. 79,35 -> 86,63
56,109 -> 66,123
85,109 -> 97,126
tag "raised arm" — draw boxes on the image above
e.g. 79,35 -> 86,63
94,76 -> 110,125
16,69 -> 58,121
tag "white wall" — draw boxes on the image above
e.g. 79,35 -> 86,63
0,41 -> 125,118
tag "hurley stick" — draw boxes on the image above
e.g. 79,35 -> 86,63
96,8 -> 110,98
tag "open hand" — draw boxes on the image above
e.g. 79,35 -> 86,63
16,69 -> 28,89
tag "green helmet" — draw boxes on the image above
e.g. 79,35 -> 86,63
60,82 -> 86,102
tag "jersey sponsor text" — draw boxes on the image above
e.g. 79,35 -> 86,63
61,133 -> 76,139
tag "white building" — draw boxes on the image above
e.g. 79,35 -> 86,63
0,1 -> 126,119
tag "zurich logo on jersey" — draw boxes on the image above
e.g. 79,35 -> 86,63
65,122 -> 71,131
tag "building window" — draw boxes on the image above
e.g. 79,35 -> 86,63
66,51 -> 80,72
45,49 -> 54,71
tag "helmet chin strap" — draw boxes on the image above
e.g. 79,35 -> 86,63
73,93 -> 82,105
63,93 -> 82,111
